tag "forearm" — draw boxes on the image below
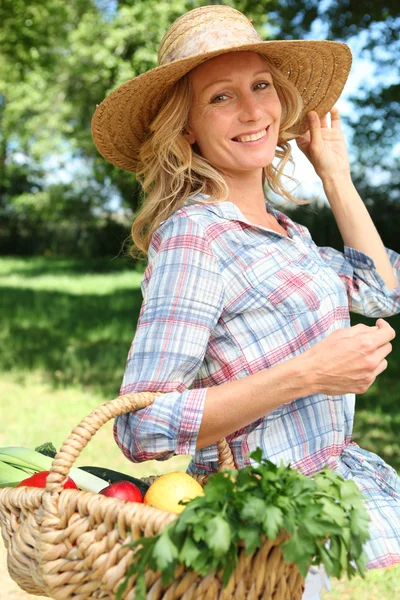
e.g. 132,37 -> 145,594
196,354 -> 314,449
323,174 -> 398,290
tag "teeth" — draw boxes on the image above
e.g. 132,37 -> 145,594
236,129 -> 266,143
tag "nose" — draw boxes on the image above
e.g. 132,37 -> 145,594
238,91 -> 263,122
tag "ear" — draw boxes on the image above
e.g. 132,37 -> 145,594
182,128 -> 196,145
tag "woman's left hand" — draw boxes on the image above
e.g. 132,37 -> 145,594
296,107 -> 351,182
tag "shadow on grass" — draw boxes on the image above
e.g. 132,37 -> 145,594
0,285 -> 143,398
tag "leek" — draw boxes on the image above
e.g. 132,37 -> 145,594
0,447 -> 108,493
0,460 -> 36,487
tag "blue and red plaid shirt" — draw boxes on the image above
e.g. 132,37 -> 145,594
115,195 -> 400,569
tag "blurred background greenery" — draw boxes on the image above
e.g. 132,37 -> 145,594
0,1 -> 399,598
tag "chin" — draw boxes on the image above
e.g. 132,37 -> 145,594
242,157 -> 275,171
233,152 -> 275,170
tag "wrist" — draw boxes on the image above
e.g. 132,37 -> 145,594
321,170 -> 353,190
267,354 -> 319,405
290,353 -> 318,397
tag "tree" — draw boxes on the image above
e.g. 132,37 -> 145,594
0,0 -> 100,209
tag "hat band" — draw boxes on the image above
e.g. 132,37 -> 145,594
159,21 -> 262,65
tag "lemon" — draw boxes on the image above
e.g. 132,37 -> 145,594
143,472 -> 204,513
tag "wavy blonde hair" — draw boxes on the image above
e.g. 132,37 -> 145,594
130,54 -> 311,260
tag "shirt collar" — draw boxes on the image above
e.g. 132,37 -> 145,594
184,194 -> 305,239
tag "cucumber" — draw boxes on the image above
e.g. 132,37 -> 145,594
79,466 -> 150,496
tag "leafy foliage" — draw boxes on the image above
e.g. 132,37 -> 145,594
117,449 -> 371,600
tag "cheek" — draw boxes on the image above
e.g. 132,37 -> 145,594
269,99 -> 282,139
271,93 -> 282,119
275,105 -> 282,132
195,113 -> 230,150
275,94 -> 283,122
203,109 -> 226,130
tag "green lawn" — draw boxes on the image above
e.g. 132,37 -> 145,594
0,256 -> 399,599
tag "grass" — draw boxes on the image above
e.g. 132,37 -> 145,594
0,256 -> 145,398
0,371 -> 191,478
0,255 -> 399,599
322,564 -> 400,599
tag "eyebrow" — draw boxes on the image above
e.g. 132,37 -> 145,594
200,69 -> 272,94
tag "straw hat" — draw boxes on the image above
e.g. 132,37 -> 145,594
91,4 -> 352,173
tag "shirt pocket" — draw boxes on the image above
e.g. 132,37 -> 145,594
243,252 -> 321,316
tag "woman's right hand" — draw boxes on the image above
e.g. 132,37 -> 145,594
303,318 -> 396,396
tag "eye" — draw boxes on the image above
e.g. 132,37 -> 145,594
254,81 -> 271,91
211,93 -> 229,104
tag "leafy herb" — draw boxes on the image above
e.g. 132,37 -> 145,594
117,448 -> 370,600
35,442 -> 57,458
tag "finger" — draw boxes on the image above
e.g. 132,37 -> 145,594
372,358 -> 388,378
372,324 -> 396,345
371,341 -> 393,361
349,323 -> 377,332
347,322 -> 393,345
307,111 -> 320,127
320,113 -> 328,128
376,318 -> 389,327
381,341 -> 393,358
330,106 -> 341,130
306,111 -> 322,143
376,318 -> 396,338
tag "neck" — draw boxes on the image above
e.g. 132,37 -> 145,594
221,169 -> 267,215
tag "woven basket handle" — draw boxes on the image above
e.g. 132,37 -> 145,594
45,391 -> 236,493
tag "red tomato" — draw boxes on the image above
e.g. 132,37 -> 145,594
99,481 -> 143,502
17,471 -> 78,489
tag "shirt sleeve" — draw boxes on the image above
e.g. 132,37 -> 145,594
315,245 -> 400,317
292,220 -> 400,317
113,216 -> 225,463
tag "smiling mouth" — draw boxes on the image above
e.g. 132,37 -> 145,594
232,127 -> 269,143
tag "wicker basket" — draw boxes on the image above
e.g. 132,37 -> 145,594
0,392 -> 306,599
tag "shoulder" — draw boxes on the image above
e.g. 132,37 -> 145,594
149,203 -> 220,262
150,198 -> 222,254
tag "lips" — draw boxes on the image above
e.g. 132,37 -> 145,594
232,126 -> 269,143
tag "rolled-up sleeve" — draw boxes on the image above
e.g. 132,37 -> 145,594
113,216 -> 225,463
316,244 -> 400,317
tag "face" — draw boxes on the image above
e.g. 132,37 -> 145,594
185,52 -> 282,180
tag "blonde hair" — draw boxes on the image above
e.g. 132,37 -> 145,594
130,54 -> 311,260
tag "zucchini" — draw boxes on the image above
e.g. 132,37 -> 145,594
78,466 -> 150,496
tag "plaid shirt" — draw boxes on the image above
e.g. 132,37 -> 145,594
115,195 -> 400,569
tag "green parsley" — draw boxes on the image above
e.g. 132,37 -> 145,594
117,448 -> 370,600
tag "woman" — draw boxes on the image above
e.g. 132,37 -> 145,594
91,5 -> 400,598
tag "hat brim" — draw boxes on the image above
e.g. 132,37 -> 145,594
91,40 -> 352,173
